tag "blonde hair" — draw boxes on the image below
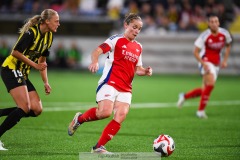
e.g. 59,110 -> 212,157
19,9 -> 57,34
124,13 -> 141,25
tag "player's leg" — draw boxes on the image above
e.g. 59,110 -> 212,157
68,84 -> 115,136
0,86 -> 29,138
0,67 -> 30,150
197,63 -> 217,118
68,99 -> 114,136
27,91 -> 42,117
177,88 -> 202,108
0,107 -> 18,117
92,92 -> 131,154
26,79 -> 43,117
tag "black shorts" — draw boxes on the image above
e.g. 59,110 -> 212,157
1,67 -> 36,92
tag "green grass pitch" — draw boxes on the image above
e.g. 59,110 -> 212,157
0,70 -> 240,160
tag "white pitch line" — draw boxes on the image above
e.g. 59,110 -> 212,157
1,100 -> 240,112
42,100 -> 240,111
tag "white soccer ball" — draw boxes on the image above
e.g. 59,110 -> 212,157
153,134 -> 175,157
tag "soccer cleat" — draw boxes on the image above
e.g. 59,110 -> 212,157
177,93 -> 185,108
68,112 -> 82,136
196,110 -> 208,119
91,145 -> 113,154
0,140 -> 8,151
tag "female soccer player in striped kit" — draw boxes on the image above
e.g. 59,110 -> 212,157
177,14 -> 232,119
68,13 -> 152,154
0,9 -> 60,150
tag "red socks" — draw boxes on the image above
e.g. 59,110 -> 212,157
184,88 -> 202,99
198,85 -> 214,111
96,120 -> 121,148
78,107 -> 99,123
78,109 -> 121,148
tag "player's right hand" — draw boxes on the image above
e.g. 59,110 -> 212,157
88,62 -> 99,73
35,62 -> 47,71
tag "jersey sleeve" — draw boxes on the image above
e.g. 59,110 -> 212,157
14,30 -> 34,53
136,54 -> 143,66
194,34 -> 204,49
42,50 -> 50,57
225,30 -> 232,44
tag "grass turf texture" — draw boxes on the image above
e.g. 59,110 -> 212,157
0,70 -> 240,160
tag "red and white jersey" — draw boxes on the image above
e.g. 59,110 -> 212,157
194,27 -> 232,65
97,34 -> 143,92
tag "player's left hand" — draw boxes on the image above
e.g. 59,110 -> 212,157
221,61 -> 228,68
44,83 -> 51,95
145,66 -> 153,76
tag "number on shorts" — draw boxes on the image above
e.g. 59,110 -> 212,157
12,70 -> 23,78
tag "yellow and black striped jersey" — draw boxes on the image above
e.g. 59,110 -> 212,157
2,24 -> 53,76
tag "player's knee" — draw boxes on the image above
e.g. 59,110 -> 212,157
97,109 -> 112,119
30,104 -> 43,117
18,102 -> 31,113
34,108 -> 42,116
116,111 -> 128,122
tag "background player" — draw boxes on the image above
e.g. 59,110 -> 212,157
68,13 -> 152,154
177,14 -> 232,119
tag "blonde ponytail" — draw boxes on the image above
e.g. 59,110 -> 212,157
18,9 -> 57,34
19,15 -> 42,34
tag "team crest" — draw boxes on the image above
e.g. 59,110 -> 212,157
17,78 -> 22,83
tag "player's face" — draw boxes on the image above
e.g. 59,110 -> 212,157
124,19 -> 143,41
208,17 -> 219,33
46,14 -> 60,32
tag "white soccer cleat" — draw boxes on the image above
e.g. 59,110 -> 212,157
68,112 -> 82,136
91,145 -> 113,154
196,110 -> 208,119
0,140 -> 8,151
177,93 -> 185,108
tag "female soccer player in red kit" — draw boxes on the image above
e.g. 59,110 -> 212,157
68,13 -> 152,154
177,15 -> 232,119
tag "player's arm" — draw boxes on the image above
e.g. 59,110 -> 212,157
38,56 -> 51,95
12,31 -> 47,71
221,43 -> 231,68
193,46 -> 209,72
88,47 -> 103,73
193,46 -> 204,65
136,66 -> 152,76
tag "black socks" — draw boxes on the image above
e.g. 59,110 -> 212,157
0,107 -> 17,117
0,108 -> 27,137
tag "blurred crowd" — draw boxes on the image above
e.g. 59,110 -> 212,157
1,0 -> 240,33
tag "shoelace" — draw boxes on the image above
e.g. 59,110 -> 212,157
73,122 -> 80,129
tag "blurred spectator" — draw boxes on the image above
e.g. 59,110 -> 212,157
0,40 -> 10,65
179,0 -> 197,31
66,41 -> 82,69
54,41 -> 68,68
78,0 -> 101,16
142,14 -> 158,34
192,5 -> 208,31
107,0 -> 124,20
122,0 -> 139,15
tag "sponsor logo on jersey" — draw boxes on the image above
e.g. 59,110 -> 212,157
122,45 -> 127,49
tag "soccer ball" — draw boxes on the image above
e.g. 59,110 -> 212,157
153,134 -> 175,157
